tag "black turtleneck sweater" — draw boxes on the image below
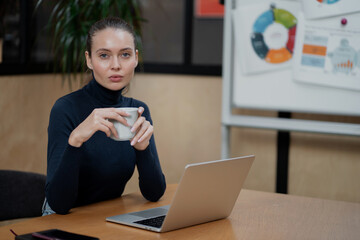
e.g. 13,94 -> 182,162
46,79 -> 166,214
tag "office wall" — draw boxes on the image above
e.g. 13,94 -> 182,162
0,73 -> 359,202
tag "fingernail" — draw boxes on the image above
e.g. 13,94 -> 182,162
131,140 -> 135,146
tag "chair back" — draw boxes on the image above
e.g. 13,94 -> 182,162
0,170 -> 46,221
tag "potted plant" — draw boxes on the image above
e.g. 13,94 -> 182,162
36,0 -> 145,85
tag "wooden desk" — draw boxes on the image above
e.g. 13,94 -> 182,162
1,184 -> 359,240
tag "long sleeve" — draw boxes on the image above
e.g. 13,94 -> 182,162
46,98 -> 83,214
135,105 -> 166,201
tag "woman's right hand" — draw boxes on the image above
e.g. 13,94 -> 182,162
68,108 -> 130,147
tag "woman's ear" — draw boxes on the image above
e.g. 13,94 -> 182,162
85,51 -> 93,70
135,49 -> 139,68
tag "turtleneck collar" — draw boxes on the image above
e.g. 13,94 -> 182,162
84,78 -> 124,106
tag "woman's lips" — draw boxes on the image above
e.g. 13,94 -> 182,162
109,75 -> 123,82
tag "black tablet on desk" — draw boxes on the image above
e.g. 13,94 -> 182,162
15,229 -> 99,240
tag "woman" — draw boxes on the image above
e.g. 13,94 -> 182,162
43,17 -> 166,215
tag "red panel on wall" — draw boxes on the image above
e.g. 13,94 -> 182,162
195,0 -> 224,18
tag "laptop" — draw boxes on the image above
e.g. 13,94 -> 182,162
106,155 -> 255,232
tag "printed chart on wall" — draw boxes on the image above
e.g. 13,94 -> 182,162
302,0 -> 360,19
293,12 -> 360,91
231,0 -> 360,116
233,0 -> 300,75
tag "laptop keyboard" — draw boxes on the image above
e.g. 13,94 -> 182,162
134,215 -> 166,228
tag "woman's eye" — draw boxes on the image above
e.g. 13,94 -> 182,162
99,53 -> 108,58
122,52 -> 131,58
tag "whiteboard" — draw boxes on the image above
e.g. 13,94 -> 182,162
232,0 -> 360,116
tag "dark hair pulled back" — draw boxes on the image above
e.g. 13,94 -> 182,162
86,17 -> 136,57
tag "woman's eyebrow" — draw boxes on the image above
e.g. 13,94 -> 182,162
119,47 -> 133,51
95,48 -> 111,53
95,47 -> 133,53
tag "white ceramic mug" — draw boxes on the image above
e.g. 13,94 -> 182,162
110,107 -> 139,141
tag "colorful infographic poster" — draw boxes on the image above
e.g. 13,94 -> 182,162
233,1 -> 300,75
302,0 -> 360,19
293,12 -> 360,91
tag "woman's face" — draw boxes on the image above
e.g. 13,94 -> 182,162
85,28 -> 138,91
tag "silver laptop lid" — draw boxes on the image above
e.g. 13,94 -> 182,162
160,155 -> 254,232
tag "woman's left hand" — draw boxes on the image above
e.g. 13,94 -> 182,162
130,107 -> 154,150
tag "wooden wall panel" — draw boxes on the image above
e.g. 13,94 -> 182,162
289,133 -> 360,202
0,74 -> 80,174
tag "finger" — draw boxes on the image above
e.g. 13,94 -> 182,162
101,118 -> 118,138
98,122 -> 112,137
130,116 -> 145,133
113,108 -> 131,117
131,121 -> 150,146
93,108 -> 131,127
103,111 -> 130,127
136,120 -> 150,139
137,107 -> 144,118
137,125 -> 153,143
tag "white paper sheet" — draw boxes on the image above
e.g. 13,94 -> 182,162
292,12 -> 360,91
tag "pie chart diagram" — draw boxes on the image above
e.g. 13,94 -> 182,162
251,4 -> 297,64
316,0 -> 340,4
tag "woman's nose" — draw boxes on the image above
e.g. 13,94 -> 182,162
111,57 -> 121,70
